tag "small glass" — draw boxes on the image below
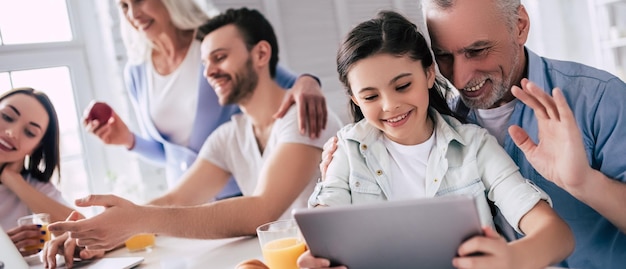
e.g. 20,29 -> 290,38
256,219 -> 306,269
17,213 -> 50,252
124,233 -> 156,252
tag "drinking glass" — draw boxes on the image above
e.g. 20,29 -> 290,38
17,213 -> 50,252
256,219 -> 306,269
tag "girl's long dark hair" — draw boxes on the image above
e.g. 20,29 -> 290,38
0,87 -> 60,183
337,10 -> 464,123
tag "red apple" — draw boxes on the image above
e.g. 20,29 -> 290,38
85,101 -> 113,127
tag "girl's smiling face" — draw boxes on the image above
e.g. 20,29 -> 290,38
0,93 -> 49,163
348,53 -> 435,145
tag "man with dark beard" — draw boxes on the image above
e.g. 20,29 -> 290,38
43,8 -> 342,262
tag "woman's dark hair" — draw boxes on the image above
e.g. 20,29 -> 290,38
0,87 -> 60,183
337,10 -> 463,123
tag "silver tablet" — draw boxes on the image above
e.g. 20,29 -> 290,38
293,195 -> 483,269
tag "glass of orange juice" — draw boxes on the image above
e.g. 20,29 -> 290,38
256,219 -> 306,269
17,213 -> 50,252
124,233 -> 156,252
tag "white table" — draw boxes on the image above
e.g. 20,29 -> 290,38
29,236 -> 569,269
106,236 -> 263,268
26,236 -> 262,269
109,236 -> 568,269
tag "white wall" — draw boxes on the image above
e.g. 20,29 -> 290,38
523,0 -> 626,79
523,0 -> 596,67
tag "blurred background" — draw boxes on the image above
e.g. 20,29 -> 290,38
0,0 -> 624,216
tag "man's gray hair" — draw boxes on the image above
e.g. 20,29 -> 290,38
421,0 -> 521,31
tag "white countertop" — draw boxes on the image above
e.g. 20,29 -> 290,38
107,236 -> 263,268
27,236 -> 262,269
28,235 -> 569,269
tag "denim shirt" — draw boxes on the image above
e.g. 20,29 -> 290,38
310,109 -> 550,234
461,48 -> 626,269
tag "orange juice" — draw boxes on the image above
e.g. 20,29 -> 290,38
23,224 -> 50,252
124,233 -> 156,252
262,237 -> 306,269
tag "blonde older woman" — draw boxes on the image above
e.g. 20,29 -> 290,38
85,0 -> 328,199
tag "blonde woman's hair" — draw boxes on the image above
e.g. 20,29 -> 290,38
119,0 -> 219,63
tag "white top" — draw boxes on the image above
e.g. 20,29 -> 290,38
146,39 -> 201,146
474,100 -> 517,146
0,175 -> 69,230
199,106 -> 343,220
383,132 -> 434,200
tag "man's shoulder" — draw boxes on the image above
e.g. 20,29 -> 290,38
545,60 -> 626,109
219,113 -> 248,132
202,115 -> 248,158
539,55 -> 623,85
206,114 -> 247,144
529,53 -> 626,107
527,48 -> 621,87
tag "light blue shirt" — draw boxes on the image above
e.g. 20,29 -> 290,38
462,48 -> 626,269
310,109 -> 550,234
124,62 -> 297,198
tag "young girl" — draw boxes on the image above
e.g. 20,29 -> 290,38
0,87 -> 75,256
298,11 -> 573,269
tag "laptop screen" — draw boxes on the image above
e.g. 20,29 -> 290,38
0,226 -> 29,269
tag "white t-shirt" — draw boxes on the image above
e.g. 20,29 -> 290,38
383,131 -> 435,200
0,175 -> 69,230
147,40 -> 201,146
199,107 -> 342,220
474,100 -> 517,146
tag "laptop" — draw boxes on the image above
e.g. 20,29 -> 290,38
0,226 -> 29,269
292,195 -> 483,269
50,256 -> 145,269
0,226 -> 143,269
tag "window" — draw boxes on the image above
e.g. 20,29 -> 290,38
0,0 -> 107,216
0,0 -> 72,45
0,72 -> 10,89
3,67 -> 92,203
